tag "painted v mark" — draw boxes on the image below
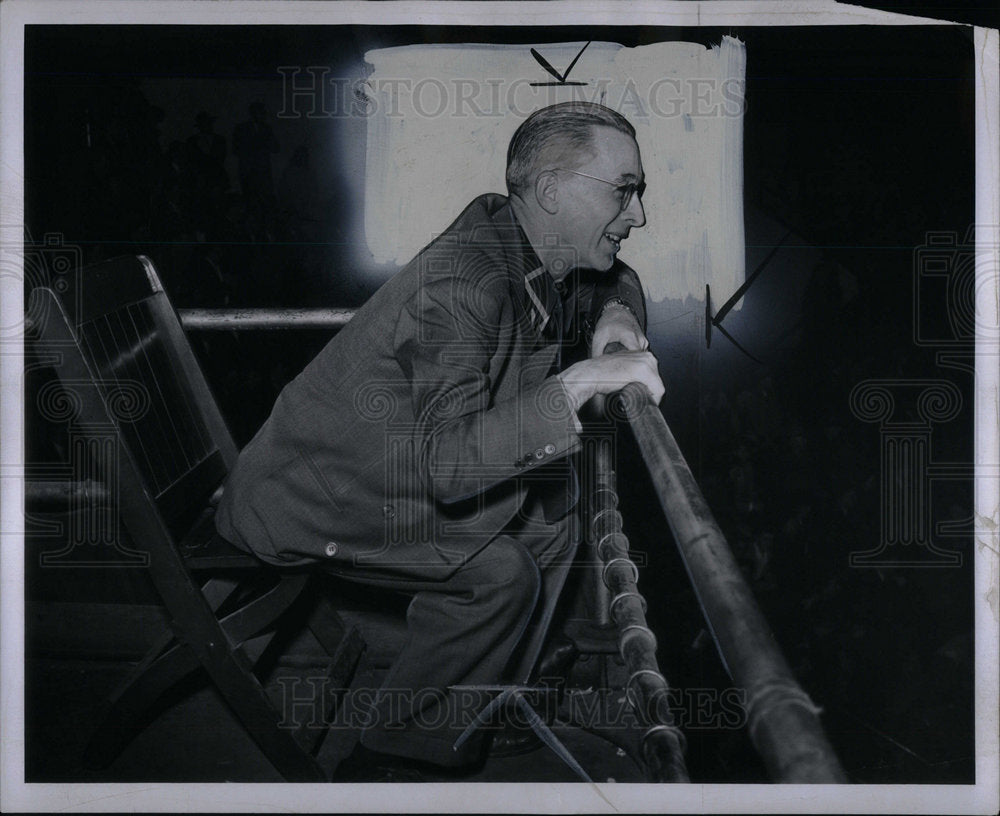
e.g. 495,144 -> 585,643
530,41 -> 591,85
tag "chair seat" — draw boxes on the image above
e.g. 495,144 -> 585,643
178,507 -> 263,570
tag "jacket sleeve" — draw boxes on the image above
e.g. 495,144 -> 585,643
585,260 -> 648,337
393,264 -> 581,504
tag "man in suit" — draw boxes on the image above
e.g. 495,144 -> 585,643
215,101 -> 664,771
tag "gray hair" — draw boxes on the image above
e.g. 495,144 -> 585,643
505,102 -> 636,197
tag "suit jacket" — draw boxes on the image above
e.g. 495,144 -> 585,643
215,194 -> 646,576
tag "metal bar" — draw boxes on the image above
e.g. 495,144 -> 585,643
26,479 -> 110,509
588,433 -> 689,782
178,308 -> 355,331
611,380 -> 847,783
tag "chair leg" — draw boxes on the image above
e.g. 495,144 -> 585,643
297,626 -> 366,757
85,576 -> 247,767
197,645 -> 328,781
298,587 -> 369,771
85,640 -> 203,767
319,642 -> 375,777
94,641 -> 327,780
304,589 -> 351,657
86,573 -> 324,779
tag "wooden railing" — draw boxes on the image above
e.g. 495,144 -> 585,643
177,308 -> 354,331
598,366 -> 846,782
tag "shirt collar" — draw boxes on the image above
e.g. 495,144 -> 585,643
497,204 -> 574,340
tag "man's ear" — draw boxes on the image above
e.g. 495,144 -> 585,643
534,170 -> 560,215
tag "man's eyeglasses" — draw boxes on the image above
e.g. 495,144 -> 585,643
555,168 -> 646,214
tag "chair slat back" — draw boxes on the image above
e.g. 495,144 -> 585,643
35,255 -> 236,537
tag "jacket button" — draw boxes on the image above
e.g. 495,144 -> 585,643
544,443 -> 556,455
382,504 -> 396,519
534,448 -> 544,459
324,541 -> 339,557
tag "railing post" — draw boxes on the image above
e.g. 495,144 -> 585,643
611,380 -> 847,783
587,410 -> 689,782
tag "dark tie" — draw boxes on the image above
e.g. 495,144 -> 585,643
539,278 -> 579,521
549,290 -> 565,371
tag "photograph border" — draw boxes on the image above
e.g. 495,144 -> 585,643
1,2 -> 997,813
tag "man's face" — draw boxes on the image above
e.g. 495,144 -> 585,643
555,126 -> 646,273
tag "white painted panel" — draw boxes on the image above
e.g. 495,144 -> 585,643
363,38 -> 746,305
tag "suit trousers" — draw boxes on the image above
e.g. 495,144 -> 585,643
332,487 -> 580,767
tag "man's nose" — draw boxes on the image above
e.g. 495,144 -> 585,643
623,193 -> 646,228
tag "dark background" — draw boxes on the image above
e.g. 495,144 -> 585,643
23,18 -> 985,782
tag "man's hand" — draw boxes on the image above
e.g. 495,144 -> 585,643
590,302 -> 648,359
556,349 -> 665,413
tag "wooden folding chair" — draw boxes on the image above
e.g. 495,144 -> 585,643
27,255 -> 364,781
